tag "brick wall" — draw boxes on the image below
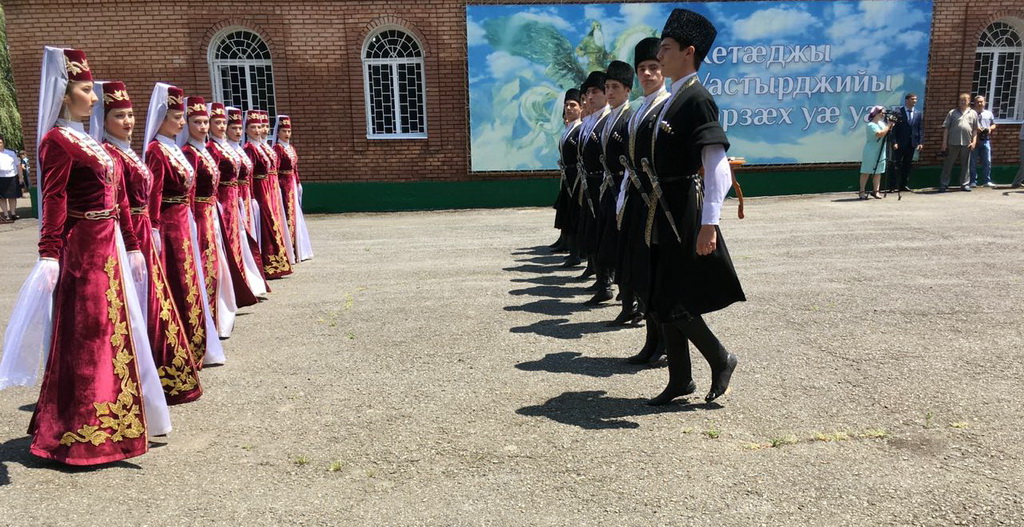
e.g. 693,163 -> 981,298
3,0 -> 1022,188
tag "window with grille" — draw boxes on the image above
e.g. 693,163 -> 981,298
362,28 -> 427,139
209,29 -> 277,119
972,21 -> 1024,122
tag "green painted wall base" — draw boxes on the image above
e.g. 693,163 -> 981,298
24,165 -> 1022,216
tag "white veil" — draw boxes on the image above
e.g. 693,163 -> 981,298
143,83 -> 171,161
88,80 -> 108,142
270,114 -> 288,146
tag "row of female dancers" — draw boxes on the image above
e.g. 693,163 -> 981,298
0,47 -> 313,466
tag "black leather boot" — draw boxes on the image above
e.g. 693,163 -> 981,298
577,259 -> 595,280
607,287 -> 641,326
675,315 -> 738,403
647,325 -> 696,406
584,269 -> 613,305
626,316 -> 666,364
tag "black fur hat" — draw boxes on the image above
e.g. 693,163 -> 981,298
564,88 -> 582,103
661,8 -> 717,63
581,70 -> 607,93
605,60 -> 634,90
634,37 -> 661,71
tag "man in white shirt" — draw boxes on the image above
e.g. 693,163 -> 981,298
0,135 -> 23,222
969,95 -> 997,188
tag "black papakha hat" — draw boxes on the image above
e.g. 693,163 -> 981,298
661,8 -> 717,63
564,88 -> 582,103
581,71 -> 607,93
634,37 -> 661,71
605,60 -> 634,89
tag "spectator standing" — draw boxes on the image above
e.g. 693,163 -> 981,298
939,93 -> 978,192
969,95 -> 996,188
859,106 -> 892,200
889,93 -> 923,191
18,150 -> 29,194
0,135 -> 22,221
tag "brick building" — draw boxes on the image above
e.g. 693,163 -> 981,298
3,0 -> 1023,212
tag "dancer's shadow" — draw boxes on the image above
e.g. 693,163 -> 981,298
17,403 -> 35,412
503,263 -> 564,275
504,298 -> 601,317
508,284 -> 586,299
513,255 -> 565,265
0,435 -> 142,486
516,352 -> 645,378
516,390 -> 699,429
511,246 -> 551,256
510,318 -> 634,339
509,274 -> 581,287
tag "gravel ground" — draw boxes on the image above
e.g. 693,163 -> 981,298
0,188 -> 1023,525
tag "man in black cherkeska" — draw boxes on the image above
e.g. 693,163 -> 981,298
558,89 -> 585,267
620,37 -> 672,363
575,71 -> 611,284
643,9 -> 746,405
590,60 -> 634,308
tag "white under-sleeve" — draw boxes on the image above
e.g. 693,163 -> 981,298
615,170 -> 630,215
700,144 -> 731,225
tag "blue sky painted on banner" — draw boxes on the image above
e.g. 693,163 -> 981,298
467,1 -> 933,171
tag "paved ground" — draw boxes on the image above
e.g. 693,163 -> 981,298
0,187 -> 1023,525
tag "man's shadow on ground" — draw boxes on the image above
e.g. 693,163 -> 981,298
516,351 -> 655,378
511,245 -> 554,257
0,435 -> 143,486
508,284 -> 586,300
510,317 -> 637,340
516,390 -> 710,430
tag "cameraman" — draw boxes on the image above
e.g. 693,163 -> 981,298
859,106 -> 892,199
969,95 -> 996,188
889,93 -> 923,191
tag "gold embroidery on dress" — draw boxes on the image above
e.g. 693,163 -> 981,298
182,238 -> 206,364
60,257 -> 145,447
189,103 -> 206,114
152,254 -> 199,395
202,207 -> 218,302
158,143 -> 195,188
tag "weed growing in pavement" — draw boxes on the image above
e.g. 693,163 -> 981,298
346,332 -> 356,340
743,442 -> 766,450
328,460 -> 344,472
295,455 -> 310,466
861,428 -> 888,439
240,444 -> 255,451
813,431 -> 850,442
704,424 -> 721,439
925,410 -> 935,428
681,427 -> 695,434
769,434 -> 800,448
949,421 -> 969,429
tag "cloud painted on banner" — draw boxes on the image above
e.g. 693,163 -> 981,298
468,18 -> 487,47
732,8 -> 821,41
518,10 -> 576,32
487,51 -> 545,80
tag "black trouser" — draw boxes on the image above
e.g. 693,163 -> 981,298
659,315 -> 729,382
889,142 -> 914,189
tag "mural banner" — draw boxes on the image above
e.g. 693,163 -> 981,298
467,1 -> 933,171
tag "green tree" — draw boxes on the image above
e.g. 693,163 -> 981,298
0,5 -> 24,151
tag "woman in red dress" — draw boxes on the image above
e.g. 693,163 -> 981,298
180,97 -> 237,338
208,103 -> 264,303
1,48 -> 151,465
227,107 -> 271,293
258,112 -> 295,266
272,115 -> 313,262
243,110 -> 292,279
93,81 -> 202,405
144,84 -> 225,367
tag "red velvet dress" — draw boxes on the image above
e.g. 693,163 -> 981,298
233,142 -> 270,292
208,139 -> 259,307
274,141 -> 299,256
146,138 -> 208,367
105,141 -> 202,405
30,124 -> 148,465
243,141 -> 292,278
182,141 -> 225,323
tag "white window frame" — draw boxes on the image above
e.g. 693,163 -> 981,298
972,19 -> 1024,124
208,27 -> 278,118
361,26 -> 428,140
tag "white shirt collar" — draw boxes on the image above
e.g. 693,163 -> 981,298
156,134 -> 178,147
55,118 -> 86,134
104,133 -> 133,153
670,72 -> 699,93
644,86 -> 669,105
187,137 -> 207,151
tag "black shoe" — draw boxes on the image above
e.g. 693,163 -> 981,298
705,353 -> 738,403
899,186 -> 912,192
10,214 -> 19,221
584,289 -> 613,305
647,380 -> 697,406
561,257 -> 582,268
961,185 -> 971,192
937,186 -> 948,193
577,267 -> 595,280
606,308 -> 641,327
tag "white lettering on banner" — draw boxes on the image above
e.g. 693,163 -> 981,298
704,44 -> 832,69
702,72 -> 894,101
720,107 -> 795,132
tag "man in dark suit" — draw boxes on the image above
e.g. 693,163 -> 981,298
889,93 -> 923,191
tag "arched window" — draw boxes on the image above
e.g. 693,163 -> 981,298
972,20 -> 1024,122
209,29 -> 277,118
362,28 -> 427,139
